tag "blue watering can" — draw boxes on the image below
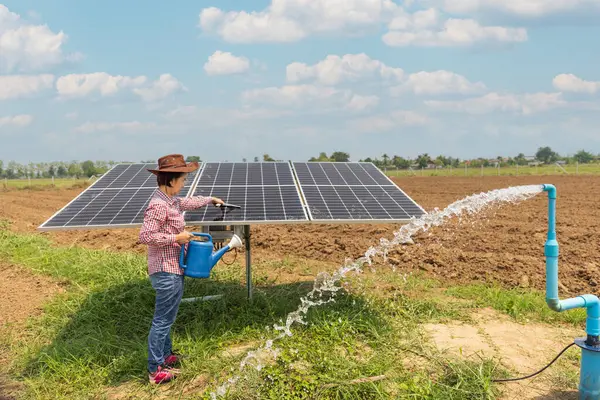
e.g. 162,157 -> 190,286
179,233 -> 243,278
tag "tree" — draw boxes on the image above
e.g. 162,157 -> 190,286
536,146 -> 559,164
186,156 -> 201,162
0,160 -> 3,178
392,156 -> 410,169
253,156 -> 259,162
514,153 -> 527,166
416,153 -> 431,169
81,160 -> 96,177
263,154 -> 275,162
574,150 -> 594,164
330,151 -> 350,162
309,152 -> 331,162
48,165 -> 56,177
382,154 -> 389,167
57,165 -> 67,177
242,158 -> 247,162
68,163 -> 83,178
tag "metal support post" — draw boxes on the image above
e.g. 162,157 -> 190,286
244,225 -> 252,301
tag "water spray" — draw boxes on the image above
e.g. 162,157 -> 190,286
210,185 -> 545,399
542,184 -> 600,399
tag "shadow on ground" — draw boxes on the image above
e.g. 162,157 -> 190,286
19,275 -> 383,390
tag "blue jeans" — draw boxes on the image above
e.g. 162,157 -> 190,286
148,272 -> 184,372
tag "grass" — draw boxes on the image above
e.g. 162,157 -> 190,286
0,225 -> 581,399
446,284 -> 587,326
1,178 -> 90,190
384,163 -> 600,178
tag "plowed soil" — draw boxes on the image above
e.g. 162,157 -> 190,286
1,176 -> 599,294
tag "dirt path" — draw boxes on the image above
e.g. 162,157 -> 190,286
425,308 -> 580,399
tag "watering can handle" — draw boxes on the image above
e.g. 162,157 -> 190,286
191,233 -> 212,240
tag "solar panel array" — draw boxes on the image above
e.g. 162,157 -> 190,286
39,164 -> 198,230
38,161 -> 426,230
185,162 -> 308,224
293,162 -> 425,222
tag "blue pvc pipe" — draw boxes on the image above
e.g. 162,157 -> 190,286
542,184 -> 600,398
580,349 -> 600,398
542,184 -> 600,336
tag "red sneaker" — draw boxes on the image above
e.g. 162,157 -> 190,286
148,365 -> 176,384
164,353 -> 182,367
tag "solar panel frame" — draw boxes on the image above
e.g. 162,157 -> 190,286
37,163 -> 202,231
291,161 -> 427,224
184,162 -> 310,226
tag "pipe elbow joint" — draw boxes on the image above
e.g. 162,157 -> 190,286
542,184 -> 556,199
546,298 -> 562,312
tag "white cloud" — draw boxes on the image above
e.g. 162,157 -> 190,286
198,0 -> 398,43
163,105 -> 293,122
0,4 -> 80,72
285,54 -> 484,96
133,74 -> 186,102
352,110 -> 429,132
242,84 -> 381,113
242,84 -> 342,106
0,114 -> 33,128
65,112 -> 78,120
346,94 -> 380,110
425,92 -> 566,115
392,70 -> 486,95
55,73 -> 185,102
435,0 -> 600,17
73,121 -> 158,134
56,73 -> 147,98
553,74 -> 600,94
383,15 -> 527,47
0,74 -> 55,100
204,51 -> 250,76
286,53 -> 404,85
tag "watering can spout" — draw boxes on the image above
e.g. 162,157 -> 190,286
210,234 -> 243,266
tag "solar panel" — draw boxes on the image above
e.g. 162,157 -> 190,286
184,162 -> 309,225
38,163 -> 199,230
292,162 -> 426,222
39,161 -> 426,230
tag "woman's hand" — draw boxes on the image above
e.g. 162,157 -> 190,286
211,197 -> 225,206
175,231 -> 194,244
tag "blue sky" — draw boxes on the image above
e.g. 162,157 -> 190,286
1,0 -> 600,163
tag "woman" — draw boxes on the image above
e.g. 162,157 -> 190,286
138,154 -> 224,384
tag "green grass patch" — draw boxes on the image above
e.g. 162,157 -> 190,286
446,284 -> 586,326
0,229 -> 515,399
2,178 -> 90,190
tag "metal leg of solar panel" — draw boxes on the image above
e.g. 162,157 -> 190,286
244,225 -> 253,301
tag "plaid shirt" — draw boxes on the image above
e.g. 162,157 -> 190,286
139,189 -> 213,275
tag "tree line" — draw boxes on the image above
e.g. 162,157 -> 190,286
0,147 -> 597,179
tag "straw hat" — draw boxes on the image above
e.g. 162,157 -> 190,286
147,154 -> 199,175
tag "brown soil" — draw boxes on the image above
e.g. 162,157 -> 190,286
1,176 -> 598,294
0,262 -> 64,329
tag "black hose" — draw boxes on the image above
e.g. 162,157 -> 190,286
492,342 -> 576,382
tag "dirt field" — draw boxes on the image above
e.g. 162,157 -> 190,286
1,175 -> 599,294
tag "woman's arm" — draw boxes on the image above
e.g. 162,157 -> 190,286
138,203 -> 177,246
179,196 -> 222,211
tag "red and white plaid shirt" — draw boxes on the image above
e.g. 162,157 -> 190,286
138,189 -> 213,275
